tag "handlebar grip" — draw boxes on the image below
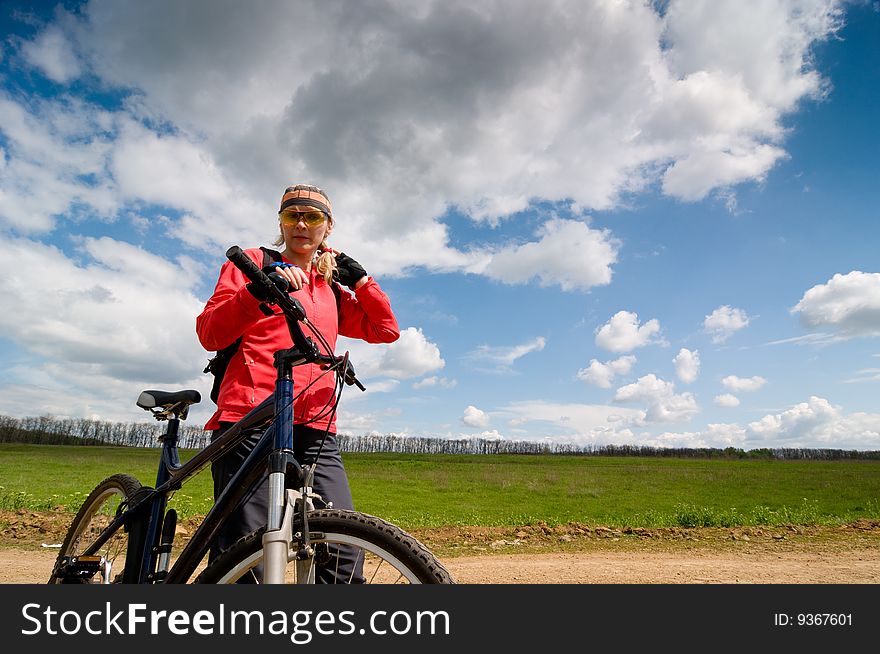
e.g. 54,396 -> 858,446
226,245 -> 271,285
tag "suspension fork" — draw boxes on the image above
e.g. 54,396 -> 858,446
263,484 -> 318,584
263,460 -> 323,584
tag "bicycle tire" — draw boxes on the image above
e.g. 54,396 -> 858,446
195,508 -> 455,584
48,473 -> 143,584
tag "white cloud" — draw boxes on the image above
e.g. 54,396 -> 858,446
336,405 -> 403,433
745,396 -> 880,449
465,336 -> 546,373
338,327 -> 445,381
673,348 -> 700,383
462,405 -> 490,428
721,375 -> 767,392
763,332 -> 836,347
661,2 -> 840,109
656,0 -> 841,201
613,374 -> 699,424
478,218 -> 620,291
576,355 -> 636,389
791,271 -> 880,338
596,396 -> 880,451
0,94 -> 119,232
20,25 -> 82,84
500,400 -> 645,444
0,236 -> 205,379
704,305 -> 751,343
641,422 -> 749,449
412,376 -> 457,390
662,137 -> 787,202
714,393 -> 741,408
595,311 -> 664,353
0,236 -> 210,421
359,380 -> 400,394
842,368 -> 880,384
495,394 -> 880,451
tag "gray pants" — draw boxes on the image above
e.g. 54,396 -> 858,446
210,423 -> 364,583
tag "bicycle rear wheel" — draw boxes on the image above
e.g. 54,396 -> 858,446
196,509 -> 455,584
48,474 -> 143,584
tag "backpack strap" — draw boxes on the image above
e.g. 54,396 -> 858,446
260,246 -> 284,267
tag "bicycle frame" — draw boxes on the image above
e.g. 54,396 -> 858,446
78,344 -> 326,584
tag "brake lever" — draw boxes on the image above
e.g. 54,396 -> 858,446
319,356 -> 366,391
343,360 -> 366,391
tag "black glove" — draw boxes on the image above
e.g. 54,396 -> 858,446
246,272 -> 290,302
333,252 -> 367,289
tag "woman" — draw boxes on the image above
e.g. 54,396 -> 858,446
196,184 -> 399,582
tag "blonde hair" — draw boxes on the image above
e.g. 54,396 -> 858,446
273,218 -> 337,284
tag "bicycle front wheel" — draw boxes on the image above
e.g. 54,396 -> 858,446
48,473 -> 143,584
196,509 -> 455,584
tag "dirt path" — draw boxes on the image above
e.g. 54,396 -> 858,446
3,510 -> 879,584
5,537 -> 880,584
3,545 -> 880,584
446,548 -> 880,583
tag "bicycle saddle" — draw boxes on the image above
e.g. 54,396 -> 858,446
137,389 -> 202,410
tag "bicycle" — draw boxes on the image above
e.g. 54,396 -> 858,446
48,245 -> 455,585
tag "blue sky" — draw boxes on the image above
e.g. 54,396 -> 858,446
1,0 -> 878,450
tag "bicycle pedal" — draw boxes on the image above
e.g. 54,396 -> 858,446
55,555 -> 104,583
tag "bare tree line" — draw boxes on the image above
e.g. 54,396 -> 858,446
0,414 -> 209,449
335,433 -> 880,460
1,414 -> 878,460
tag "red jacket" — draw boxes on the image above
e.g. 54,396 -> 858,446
196,247 -> 400,432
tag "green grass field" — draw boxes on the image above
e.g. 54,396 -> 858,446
1,443 -> 878,530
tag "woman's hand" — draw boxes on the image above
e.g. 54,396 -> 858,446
333,252 -> 368,289
271,263 -> 310,291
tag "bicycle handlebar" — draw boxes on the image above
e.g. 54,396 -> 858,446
226,245 -> 365,390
